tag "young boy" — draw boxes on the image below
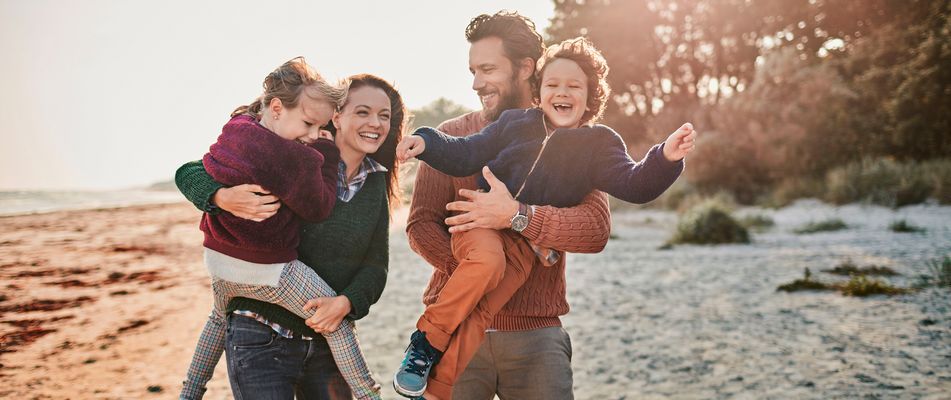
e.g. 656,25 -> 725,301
392,37 -> 696,398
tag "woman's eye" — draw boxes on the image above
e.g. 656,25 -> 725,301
357,111 -> 368,116
380,114 -> 390,120
304,122 -> 313,127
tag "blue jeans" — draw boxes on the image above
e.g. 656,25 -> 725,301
224,314 -> 351,400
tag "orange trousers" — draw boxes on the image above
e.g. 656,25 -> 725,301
415,228 -> 537,400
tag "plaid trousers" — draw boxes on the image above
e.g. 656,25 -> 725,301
180,259 -> 381,400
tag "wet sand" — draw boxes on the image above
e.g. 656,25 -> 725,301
1,200 -> 949,399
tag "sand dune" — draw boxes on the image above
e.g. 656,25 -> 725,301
1,200 -> 949,399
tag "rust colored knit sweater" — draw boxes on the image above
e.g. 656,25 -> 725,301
406,111 -> 612,331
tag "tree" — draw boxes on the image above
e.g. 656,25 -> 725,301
409,98 -> 471,131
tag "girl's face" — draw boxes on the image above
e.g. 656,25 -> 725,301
333,86 -> 391,156
270,95 -> 335,142
539,58 -> 588,129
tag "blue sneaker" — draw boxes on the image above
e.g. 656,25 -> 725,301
393,330 -> 442,398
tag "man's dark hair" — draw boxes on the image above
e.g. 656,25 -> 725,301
465,10 -> 545,91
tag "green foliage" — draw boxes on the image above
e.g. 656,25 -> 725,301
925,256 -> 951,288
739,214 -> 775,230
824,158 -> 933,207
889,220 -> 925,233
823,260 -> 899,276
777,268 -> 837,293
409,98 -> 471,131
794,219 -> 847,234
839,275 -> 909,297
669,199 -> 750,245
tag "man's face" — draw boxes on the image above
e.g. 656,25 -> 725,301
469,37 -> 523,121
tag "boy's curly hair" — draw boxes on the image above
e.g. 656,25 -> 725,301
535,37 -> 611,126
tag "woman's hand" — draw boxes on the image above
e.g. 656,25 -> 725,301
213,184 -> 281,222
303,295 -> 352,334
396,135 -> 425,162
663,122 -> 697,161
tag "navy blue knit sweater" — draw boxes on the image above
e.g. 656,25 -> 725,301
415,108 -> 684,207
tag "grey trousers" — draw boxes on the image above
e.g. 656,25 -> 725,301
452,326 -> 574,400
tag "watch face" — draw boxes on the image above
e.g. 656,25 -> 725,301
511,215 -> 529,232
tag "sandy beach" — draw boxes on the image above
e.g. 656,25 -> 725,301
1,200 -> 949,399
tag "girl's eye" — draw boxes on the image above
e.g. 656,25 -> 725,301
357,110 -> 368,116
304,122 -> 313,127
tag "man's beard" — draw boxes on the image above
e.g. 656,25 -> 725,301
481,77 -> 524,122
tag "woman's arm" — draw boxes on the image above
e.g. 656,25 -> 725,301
174,160 -> 281,221
175,160 -> 224,213
340,196 -> 390,320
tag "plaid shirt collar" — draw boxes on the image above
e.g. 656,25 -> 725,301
337,157 -> 387,202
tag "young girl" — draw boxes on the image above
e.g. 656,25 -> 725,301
179,58 -> 382,400
392,37 -> 697,398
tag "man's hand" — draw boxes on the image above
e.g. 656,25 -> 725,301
303,295 -> 352,334
663,122 -> 697,161
213,184 -> 281,222
396,135 -> 425,162
445,166 -> 519,233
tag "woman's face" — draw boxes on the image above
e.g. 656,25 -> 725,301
333,85 -> 391,157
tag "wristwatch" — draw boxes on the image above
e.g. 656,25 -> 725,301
510,202 -> 530,232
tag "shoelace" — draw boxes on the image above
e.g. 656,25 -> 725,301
403,345 -> 432,376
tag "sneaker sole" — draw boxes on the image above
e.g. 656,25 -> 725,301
392,371 -> 426,398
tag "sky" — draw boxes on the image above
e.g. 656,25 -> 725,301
0,0 -> 554,190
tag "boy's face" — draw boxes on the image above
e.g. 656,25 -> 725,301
469,36 -> 523,122
539,58 -> 588,129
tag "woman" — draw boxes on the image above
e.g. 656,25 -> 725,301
175,73 -> 405,399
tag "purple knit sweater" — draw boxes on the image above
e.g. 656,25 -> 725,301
200,115 -> 339,263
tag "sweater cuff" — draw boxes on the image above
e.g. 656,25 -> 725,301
195,180 -> 226,214
520,204 -> 547,243
341,289 -> 368,321
655,142 -> 686,168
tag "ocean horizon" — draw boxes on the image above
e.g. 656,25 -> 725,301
0,188 -> 185,216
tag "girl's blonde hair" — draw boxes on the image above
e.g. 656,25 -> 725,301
232,57 -> 347,118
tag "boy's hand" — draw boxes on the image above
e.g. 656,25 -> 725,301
300,129 -> 334,145
396,135 -> 425,162
663,122 -> 697,161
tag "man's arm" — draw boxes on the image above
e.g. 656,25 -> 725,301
445,167 -> 611,254
405,161 -> 459,275
521,190 -> 611,254
174,160 -> 281,221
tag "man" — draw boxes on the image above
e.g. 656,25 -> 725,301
405,11 -> 611,400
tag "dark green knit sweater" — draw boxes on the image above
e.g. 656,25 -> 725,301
175,160 -> 389,337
